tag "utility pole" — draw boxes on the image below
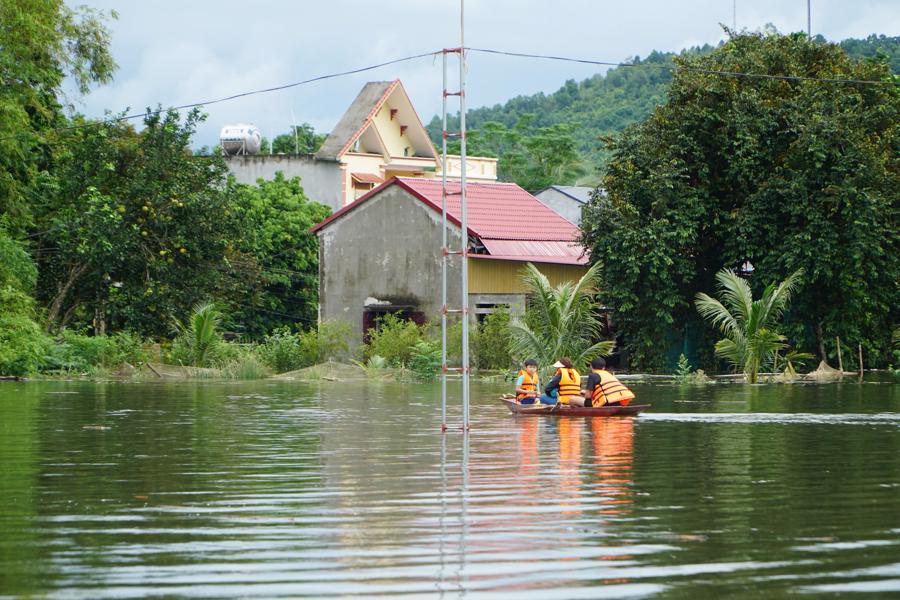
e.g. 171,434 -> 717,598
807,0 -> 811,38
733,0 -> 736,30
439,0 -> 470,432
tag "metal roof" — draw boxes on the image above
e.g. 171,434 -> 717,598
476,240 -> 586,265
537,185 -> 596,204
311,177 -> 587,265
399,178 -> 581,241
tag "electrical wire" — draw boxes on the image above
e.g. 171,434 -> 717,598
466,47 -> 900,86
3,42 -> 896,144
0,50 -> 441,141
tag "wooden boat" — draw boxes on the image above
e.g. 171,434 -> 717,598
501,397 -> 649,417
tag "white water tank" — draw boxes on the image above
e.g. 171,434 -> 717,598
219,124 -> 261,156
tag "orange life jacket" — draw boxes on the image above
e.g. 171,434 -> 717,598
516,369 -> 540,401
557,368 -> 582,404
590,369 -> 634,406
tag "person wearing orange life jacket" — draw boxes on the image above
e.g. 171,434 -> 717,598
583,357 -> 635,407
514,359 -> 540,404
539,357 -> 586,406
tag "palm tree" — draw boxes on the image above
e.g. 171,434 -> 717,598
695,268 -> 803,383
175,302 -> 223,367
508,262 -> 614,376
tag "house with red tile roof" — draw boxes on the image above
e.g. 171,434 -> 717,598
311,177 -> 588,344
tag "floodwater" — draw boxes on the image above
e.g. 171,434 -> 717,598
1,377 -> 898,599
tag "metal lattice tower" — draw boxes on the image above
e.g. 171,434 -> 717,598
440,1 -> 469,432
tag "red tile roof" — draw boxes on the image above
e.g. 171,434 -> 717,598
311,177 -> 587,265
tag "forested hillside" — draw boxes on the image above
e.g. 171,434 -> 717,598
427,35 -> 899,173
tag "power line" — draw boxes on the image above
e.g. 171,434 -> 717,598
0,50 -> 441,142
466,47 -> 900,86
4,41 -> 896,145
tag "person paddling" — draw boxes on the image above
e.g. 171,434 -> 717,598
514,359 -> 540,404
540,358 -> 585,406
583,357 -> 635,407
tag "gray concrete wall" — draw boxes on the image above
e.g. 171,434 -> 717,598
224,155 -> 344,212
317,185 -> 463,348
535,188 -> 583,225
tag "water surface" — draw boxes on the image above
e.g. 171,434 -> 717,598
1,378 -> 898,598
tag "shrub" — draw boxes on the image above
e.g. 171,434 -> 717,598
409,339 -> 441,381
170,303 -> 224,367
0,288 -> 49,376
364,314 -> 423,366
221,349 -> 271,380
473,307 -> 513,370
317,320 -> 352,362
259,328 -> 308,373
43,330 -> 149,373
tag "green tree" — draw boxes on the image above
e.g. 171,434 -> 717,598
582,31 -> 899,370
0,0 -> 116,233
270,123 -> 326,155
450,116 -> 584,191
32,108 -> 234,336
695,269 -> 802,383
0,0 -> 115,373
508,262 -> 614,377
0,228 -> 48,375
473,307 -> 513,370
223,172 -> 331,337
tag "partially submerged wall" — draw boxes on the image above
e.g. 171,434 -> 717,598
317,185 -> 462,348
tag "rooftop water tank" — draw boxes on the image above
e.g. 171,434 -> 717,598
219,123 -> 261,156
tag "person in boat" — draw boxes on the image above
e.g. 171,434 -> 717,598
514,359 -> 540,405
583,357 -> 635,407
539,357 -> 586,406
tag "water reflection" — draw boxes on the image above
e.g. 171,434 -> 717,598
590,418 -> 634,518
0,380 -> 898,598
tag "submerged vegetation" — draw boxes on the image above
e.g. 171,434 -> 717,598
695,269 -> 803,383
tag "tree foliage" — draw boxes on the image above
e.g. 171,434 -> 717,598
508,262 -> 614,377
429,51 -> 682,170
695,269 -> 802,383
223,173 -> 331,337
448,116 -> 584,191
270,123 -> 326,155
582,31 -> 899,370
32,108 -> 233,336
0,0 -> 116,234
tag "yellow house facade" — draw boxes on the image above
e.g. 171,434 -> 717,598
315,80 -> 498,205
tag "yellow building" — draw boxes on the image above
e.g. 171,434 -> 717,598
315,80 -> 497,205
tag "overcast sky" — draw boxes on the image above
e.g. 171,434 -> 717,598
66,1 -> 899,148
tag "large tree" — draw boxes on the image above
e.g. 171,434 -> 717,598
0,0 -> 116,373
222,173 -> 331,338
582,31 -> 899,370
33,108 -> 235,336
0,0 -> 116,233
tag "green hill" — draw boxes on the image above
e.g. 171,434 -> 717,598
426,35 -> 899,175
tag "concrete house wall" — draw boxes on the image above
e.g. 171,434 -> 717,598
224,155 -> 344,212
317,185 -> 463,347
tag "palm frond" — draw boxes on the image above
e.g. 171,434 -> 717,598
715,269 -> 753,324
695,292 -> 740,339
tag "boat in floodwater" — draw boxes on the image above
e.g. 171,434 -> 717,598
501,397 -> 649,417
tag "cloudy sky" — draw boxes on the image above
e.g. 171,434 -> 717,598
66,0 -> 899,148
